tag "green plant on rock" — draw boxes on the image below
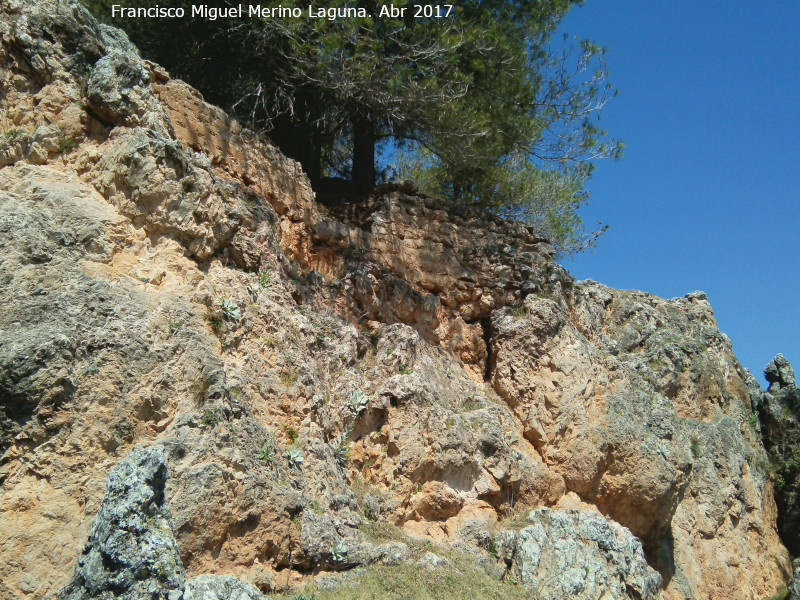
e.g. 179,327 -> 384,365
286,446 -> 304,470
280,369 -> 298,387
330,539 -> 349,563
259,436 -> 276,463
398,365 -> 413,375
284,425 -> 299,444
690,435 -> 701,459
189,376 -> 214,406
510,304 -> 530,319
4,129 -> 25,139
462,397 -> 482,411
205,311 -> 224,333
201,408 -> 221,426
219,298 -> 242,320
748,411 -> 760,431
59,137 -> 76,154
332,431 -> 351,467
84,361 -> 100,375
258,270 -> 274,289
348,389 -> 369,416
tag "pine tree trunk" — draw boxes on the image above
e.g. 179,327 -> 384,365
351,112 -> 375,191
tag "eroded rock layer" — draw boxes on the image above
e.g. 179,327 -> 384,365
0,2 -> 794,599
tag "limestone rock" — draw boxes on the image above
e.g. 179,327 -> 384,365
86,48 -> 172,135
512,508 -> 662,600
418,552 -> 449,570
183,575 -> 267,600
491,283 -> 792,598
0,0 -> 796,598
757,355 -> 800,555
58,445 -> 185,600
790,559 -> 800,600
765,354 -> 797,391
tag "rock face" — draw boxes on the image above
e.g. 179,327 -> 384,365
59,446 -> 185,600
0,1 -> 795,599
510,508 -> 662,600
755,355 -> 800,555
183,576 -> 267,600
790,559 -> 800,600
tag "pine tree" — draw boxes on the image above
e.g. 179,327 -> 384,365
82,0 -> 621,254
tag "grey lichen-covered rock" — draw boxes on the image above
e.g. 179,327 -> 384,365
512,508 -> 662,600
86,49 -> 170,134
418,552 -> 449,570
765,354 -> 797,391
789,559 -> 800,600
756,355 -> 800,555
183,575 -> 267,600
59,445 -> 185,600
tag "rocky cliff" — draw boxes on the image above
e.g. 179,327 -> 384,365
0,2 -> 795,599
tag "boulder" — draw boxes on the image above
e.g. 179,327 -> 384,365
59,445 -> 185,600
512,508 -> 662,600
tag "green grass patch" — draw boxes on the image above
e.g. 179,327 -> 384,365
282,559 -> 527,600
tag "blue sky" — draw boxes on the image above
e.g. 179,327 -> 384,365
558,1 -> 800,385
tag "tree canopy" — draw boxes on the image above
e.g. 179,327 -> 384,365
82,0 -> 621,254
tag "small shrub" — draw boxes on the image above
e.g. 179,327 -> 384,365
748,411 -> 760,431
462,397 -> 482,411
398,365 -> 412,375
259,436 -> 276,463
280,370 -> 298,387
190,376 -> 214,406
258,270 -> 274,289
205,311 -> 224,333
487,539 -> 498,560
284,425 -> 299,444
59,137 -> 76,154
201,408 -> 221,426
690,435 -> 701,459
4,129 -> 25,139
510,304 -> 529,319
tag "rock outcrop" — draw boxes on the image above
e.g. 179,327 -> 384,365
791,559 -> 800,600
508,508 -> 662,600
0,1 -> 795,599
755,354 -> 800,555
59,446 -> 185,600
